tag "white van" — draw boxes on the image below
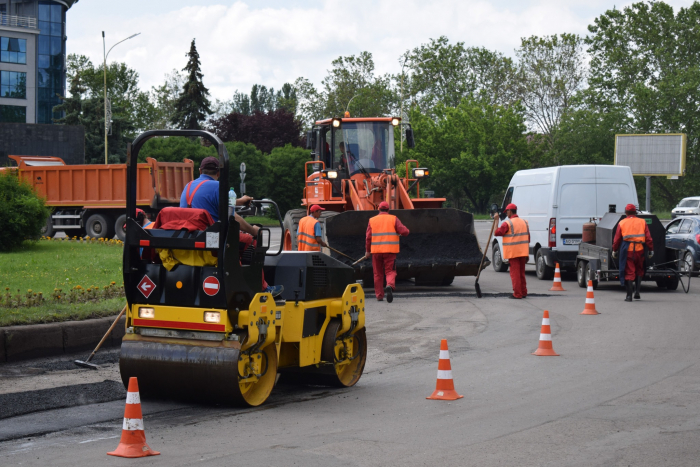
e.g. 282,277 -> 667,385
492,165 -> 639,280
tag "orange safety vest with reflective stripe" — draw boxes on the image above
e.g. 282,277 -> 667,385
619,217 -> 647,252
369,214 -> 400,254
502,217 -> 529,259
298,216 -> 321,251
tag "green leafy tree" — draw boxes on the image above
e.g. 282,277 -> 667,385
0,171 -> 51,252
171,39 -> 212,130
137,136 -> 214,164
267,144 -> 310,214
398,98 -> 529,212
223,142 -> 272,200
585,1 -> 700,209
515,34 -> 587,146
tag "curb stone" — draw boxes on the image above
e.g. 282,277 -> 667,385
0,315 -> 125,364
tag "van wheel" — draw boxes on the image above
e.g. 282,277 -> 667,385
535,249 -> 554,280
576,261 -> 587,288
492,243 -> 508,272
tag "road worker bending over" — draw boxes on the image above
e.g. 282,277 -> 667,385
297,205 -> 329,251
494,203 -> 530,299
612,204 -> 654,302
363,201 -> 410,303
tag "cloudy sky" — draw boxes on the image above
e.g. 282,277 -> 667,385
66,0 -> 693,101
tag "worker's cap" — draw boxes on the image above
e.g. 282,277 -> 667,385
310,205 -> 325,213
625,203 -> 637,213
378,201 -> 390,211
135,208 -> 146,220
505,203 -> 517,211
200,157 -> 221,170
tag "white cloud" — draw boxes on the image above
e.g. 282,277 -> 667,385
66,0 -> 695,100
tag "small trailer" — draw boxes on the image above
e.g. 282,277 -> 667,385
576,211 -> 681,290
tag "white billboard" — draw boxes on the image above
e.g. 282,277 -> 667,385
614,134 -> 686,176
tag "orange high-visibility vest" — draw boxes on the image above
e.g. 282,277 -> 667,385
619,216 -> 647,252
370,214 -> 400,254
502,217 -> 529,259
298,216 -> 321,251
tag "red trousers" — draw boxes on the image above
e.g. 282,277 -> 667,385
624,249 -> 645,281
372,253 -> 397,299
508,256 -> 528,298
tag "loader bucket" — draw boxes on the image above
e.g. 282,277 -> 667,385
324,209 -> 488,286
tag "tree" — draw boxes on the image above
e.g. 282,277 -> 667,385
397,98 -> 529,213
267,144 -> 310,214
171,39 -> 212,130
223,142 -> 272,200
137,136 -> 214,164
515,33 -> 587,145
402,36 -> 519,114
585,1 -> 700,209
0,171 -> 50,252
209,109 -> 303,154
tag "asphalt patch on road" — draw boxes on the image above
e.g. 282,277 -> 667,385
0,381 -> 126,420
0,349 -> 120,377
396,292 -> 555,299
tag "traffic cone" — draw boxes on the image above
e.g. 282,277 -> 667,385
532,310 -> 559,356
549,263 -> 566,291
580,280 -> 599,315
107,377 -> 160,458
427,339 -> 463,400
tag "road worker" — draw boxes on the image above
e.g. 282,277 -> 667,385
494,203 -> 530,299
363,201 -> 410,303
297,205 -> 329,251
612,204 -> 654,301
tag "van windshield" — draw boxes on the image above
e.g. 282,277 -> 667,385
679,199 -> 700,208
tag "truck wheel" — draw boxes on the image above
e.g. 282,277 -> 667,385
492,243 -> 509,272
585,262 -> 598,290
576,261 -> 587,288
86,213 -> 115,239
41,214 -> 56,238
535,249 -> 554,280
115,214 -> 127,242
664,275 -> 680,291
282,209 -> 306,251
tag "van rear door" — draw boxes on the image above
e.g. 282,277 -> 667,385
594,166 -> 638,218
556,166 -> 597,252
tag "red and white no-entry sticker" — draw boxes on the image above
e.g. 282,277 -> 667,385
202,276 -> 220,296
138,275 -> 156,298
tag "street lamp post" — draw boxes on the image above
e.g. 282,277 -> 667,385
102,31 -> 140,164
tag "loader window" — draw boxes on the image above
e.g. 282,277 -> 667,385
334,122 -> 395,175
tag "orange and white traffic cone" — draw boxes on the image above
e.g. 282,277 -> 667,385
427,339 -> 463,400
107,377 -> 160,458
532,310 -> 559,356
580,280 -> 599,315
549,263 -> 566,291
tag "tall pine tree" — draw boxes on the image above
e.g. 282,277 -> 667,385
171,39 -> 212,130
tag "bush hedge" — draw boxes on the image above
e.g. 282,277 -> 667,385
0,171 -> 51,252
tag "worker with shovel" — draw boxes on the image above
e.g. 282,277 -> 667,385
363,201 -> 410,303
494,203 -> 530,299
297,205 -> 329,251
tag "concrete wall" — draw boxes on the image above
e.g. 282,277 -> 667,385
0,122 -> 85,165
0,24 -> 38,123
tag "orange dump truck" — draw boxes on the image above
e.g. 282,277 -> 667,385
5,155 -> 194,240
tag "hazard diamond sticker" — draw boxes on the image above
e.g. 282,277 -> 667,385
137,275 -> 156,298
203,276 -> 220,296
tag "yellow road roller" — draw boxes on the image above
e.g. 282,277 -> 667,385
120,130 -> 367,406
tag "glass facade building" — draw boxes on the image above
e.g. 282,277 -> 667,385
36,1 -> 64,123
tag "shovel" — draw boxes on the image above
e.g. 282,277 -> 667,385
328,245 -> 362,264
74,304 -> 127,370
475,215 -> 500,298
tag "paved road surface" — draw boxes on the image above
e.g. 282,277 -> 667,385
4,220 -> 698,466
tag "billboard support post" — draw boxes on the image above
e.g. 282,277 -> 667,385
646,176 -> 651,212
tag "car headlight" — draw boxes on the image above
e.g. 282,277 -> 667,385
138,307 -> 155,318
203,311 -> 221,323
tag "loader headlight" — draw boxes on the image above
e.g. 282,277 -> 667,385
323,169 -> 338,179
203,311 -> 221,323
412,168 -> 429,178
332,118 -> 341,128
138,307 -> 155,319
391,117 -> 400,126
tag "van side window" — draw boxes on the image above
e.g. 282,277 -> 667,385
502,187 -> 514,210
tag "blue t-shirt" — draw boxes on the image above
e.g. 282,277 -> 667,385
297,215 -> 323,238
180,175 -> 220,221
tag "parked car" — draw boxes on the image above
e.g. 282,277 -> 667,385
492,165 -> 639,280
671,197 -> 700,218
665,216 -> 700,272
